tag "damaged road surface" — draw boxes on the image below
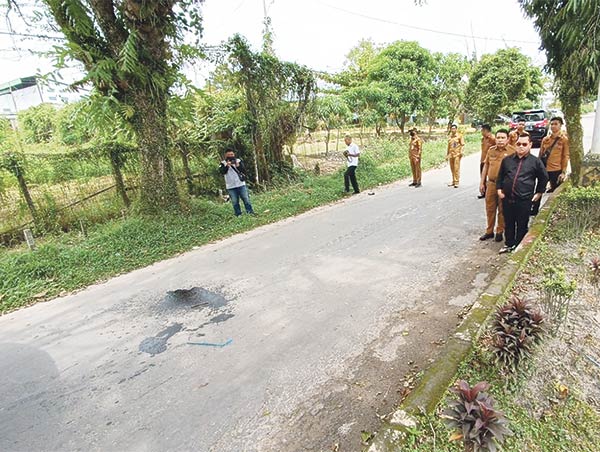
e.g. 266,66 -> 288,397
1,153 -> 506,451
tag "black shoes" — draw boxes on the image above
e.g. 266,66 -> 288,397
498,245 -> 515,254
414,183 -> 422,188
409,182 -> 416,187
479,233 -> 494,241
495,233 -> 503,242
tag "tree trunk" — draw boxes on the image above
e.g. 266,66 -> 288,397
400,114 -> 407,134
562,94 -> 584,185
16,170 -> 37,221
325,128 -> 330,156
336,128 -> 341,152
130,93 -> 179,212
179,147 -> 194,196
109,148 -> 130,208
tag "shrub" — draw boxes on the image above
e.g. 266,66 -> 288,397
553,185 -> 600,239
539,266 -> 577,332
443,380 -> 512,452
490,296 -> 545,371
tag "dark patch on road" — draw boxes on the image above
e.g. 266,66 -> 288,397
208,313 -> 234,324
138,323 -> 183,355
163,287 -> 229,311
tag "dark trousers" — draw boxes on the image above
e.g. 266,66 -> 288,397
503,198 -> 532,247
344,166 -> 359,193
547,170 -> 562,192
531,170 -> 561,215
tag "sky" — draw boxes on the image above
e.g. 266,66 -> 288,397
0,0 -> 546,87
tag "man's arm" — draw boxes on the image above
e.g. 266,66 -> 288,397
347,144 -> 360,157
497,159 -> 507,199
480,162 -> 489,194
219,161 -> 229,175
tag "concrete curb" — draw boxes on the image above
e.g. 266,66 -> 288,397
368,184 -> 566,451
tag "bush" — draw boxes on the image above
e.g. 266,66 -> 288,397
553,185 -> 600,239
443,380 -> 512,452
490,296 -> 545,372
539,265 -> 577,332
18,104 -> 58,143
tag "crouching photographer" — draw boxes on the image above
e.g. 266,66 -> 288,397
219,148 -> 255,217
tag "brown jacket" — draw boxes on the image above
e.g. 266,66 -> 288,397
480,135 -> 497,163
484,144 -> 516,182
540,132 -> 569,172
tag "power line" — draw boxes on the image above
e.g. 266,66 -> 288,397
312,0 -> 540,45
0,30 -> 64,41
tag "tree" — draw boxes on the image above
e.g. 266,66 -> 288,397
18,104 -> 58,143
428,53 -> 470,133
36,0 -> 205,212
314,95 -> 351,155
227,35 -> 315,184
465,48 -> 542,123
336,39 -> 382,88
519,0 -> 600,184
368,41 -> 436,133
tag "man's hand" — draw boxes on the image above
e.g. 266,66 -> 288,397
479,183 -> 485,194
497,190 -> 505,199
558,173 -> 566,183
532,193 -> 542,202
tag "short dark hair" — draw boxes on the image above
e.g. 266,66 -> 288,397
496,128 -> 509,137
550,116 -> 564,125
517,117 -> 526,123
518,133 -> 531,142
223,148 -> 235,156
481,124 -> 492,132
450,124 -> 458,129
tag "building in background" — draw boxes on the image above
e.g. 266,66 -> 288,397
0,76 -> 81,124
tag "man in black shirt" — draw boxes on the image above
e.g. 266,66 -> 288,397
496,134 -> 548,254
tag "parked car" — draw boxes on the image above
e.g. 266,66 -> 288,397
470,115 -> 510,129
510,109 -> 553,146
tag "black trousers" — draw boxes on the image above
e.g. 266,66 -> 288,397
503,198 -> 532,247
344,166 -> 359,193
547,170 -> 562,192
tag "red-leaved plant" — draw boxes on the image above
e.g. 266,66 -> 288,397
442,380 -> 512,452
490,296 -> 545,371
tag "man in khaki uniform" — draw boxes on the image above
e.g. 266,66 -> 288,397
539,116 -> 569,191
508,117 -> 526,146
479,129 -> 516,242
478,124 -> 496,198
530,116 -> 569,215
446,124 -> 464,188
408,128 -> 423,187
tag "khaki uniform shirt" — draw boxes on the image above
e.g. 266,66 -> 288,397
409,136 -> 423,159
508,129 -> 523,146
484,144 -> 516,182
480,135 -> 497,163
540,132 -> 569,172
447,133 -> 465,158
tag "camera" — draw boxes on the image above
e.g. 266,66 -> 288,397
226,157 -> 237,162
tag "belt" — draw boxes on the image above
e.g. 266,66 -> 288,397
487,179 -> 496,183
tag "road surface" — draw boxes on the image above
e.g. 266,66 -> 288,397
0,114 -> 595,451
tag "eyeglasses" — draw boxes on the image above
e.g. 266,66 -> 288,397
515,142 -> 529,147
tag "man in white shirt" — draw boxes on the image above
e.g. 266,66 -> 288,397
343,134 -> 360,194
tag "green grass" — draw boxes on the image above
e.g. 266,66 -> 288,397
0,134 -> 475,313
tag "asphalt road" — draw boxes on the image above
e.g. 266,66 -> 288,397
0,115 -> 596,452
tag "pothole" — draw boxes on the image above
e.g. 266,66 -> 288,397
163,287 -> 229,310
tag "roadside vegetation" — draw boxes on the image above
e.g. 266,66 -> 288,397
382,185 -> 600,452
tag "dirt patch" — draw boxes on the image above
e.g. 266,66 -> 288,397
510,238 -> 600,417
